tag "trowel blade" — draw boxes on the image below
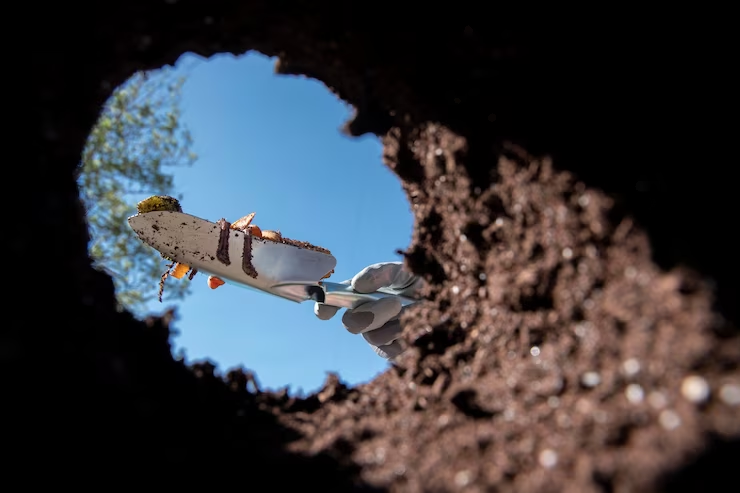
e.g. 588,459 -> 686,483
128,211 -> 337,303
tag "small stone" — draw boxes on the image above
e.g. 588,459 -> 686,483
478,272 -> 487,281
547,396 -> 560,408
622,358 -> 641,377
574,322 -> 590,338
562,247 -> 573,259
625,384 -> 645,404
659,409 -> 681,430
451,285 -> 460,295
539,449 -> 558,468
719,383 -> 740,406
681,375 -> 710,404
581,371 -> 601,388
530,346 -> 541,357
455,470 -> 472,487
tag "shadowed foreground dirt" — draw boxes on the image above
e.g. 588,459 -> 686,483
11,2 -> 738,491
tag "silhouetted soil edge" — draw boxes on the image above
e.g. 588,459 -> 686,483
12,2 -> 738,491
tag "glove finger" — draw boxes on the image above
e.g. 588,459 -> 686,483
342,296 -> 402,334
314,303 -> 341,321
362,318 -> 403,347
372,340 -> 405,360
351,262 -> 412,294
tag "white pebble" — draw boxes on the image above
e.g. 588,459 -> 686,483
581,371 -> 601,388
719,383 -> 740,406
578,194 -> 590,207
562,247 -> 573,259
625,383 -> 645,404
539,449 -> 558,469
495,218 -> 504,227
574,322 -> 590,338
530,346 -> 541,357
681,375 -> 710,404
451,285 -> 460,295
622,358 -> 641,377
478,272 -> 487,281
548,396 -> 560,408
454,470 -> 472,487
659,409 -> 681,430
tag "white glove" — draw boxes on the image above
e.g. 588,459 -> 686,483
314,262 -> 423,360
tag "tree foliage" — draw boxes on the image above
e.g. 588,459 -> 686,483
79,68 -> 197,313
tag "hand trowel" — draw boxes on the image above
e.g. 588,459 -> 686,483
128,211 -> 417,310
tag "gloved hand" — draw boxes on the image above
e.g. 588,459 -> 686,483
314,262 -> 424,360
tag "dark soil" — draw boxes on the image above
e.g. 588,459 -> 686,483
11,1 -> 738,491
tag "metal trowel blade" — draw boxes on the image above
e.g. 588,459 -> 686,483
128,211 -> 337,303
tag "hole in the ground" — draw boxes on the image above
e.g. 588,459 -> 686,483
78,51 -> 415,395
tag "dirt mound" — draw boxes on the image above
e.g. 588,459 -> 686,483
11,2 -> 738,491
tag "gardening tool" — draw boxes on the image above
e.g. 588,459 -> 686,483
128,210 -> 417,309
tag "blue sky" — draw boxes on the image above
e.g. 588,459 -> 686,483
140,52 -> 414,394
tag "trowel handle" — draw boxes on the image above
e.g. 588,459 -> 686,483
319,281 -> 418,310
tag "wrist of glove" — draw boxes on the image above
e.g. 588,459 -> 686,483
314,262 -> 423,360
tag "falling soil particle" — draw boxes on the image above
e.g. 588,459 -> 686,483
157,261 -> 175,303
